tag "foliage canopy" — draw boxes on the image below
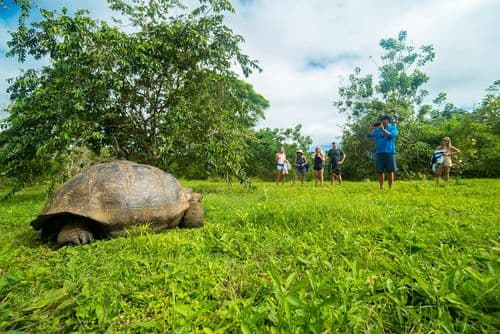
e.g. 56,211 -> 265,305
246,125 -> 313,180
334,31 -> 499,179
0,0 -> 269,187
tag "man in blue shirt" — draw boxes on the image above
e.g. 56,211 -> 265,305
368,115 -> 398,189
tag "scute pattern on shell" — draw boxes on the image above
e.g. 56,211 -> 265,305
31,161 -> 191,234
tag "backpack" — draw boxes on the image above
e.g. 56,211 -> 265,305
431,151 -> 444,164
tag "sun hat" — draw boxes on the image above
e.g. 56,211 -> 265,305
296,149 -> 303,154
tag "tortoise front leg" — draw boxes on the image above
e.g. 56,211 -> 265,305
57,221 -> 95,245
180,192 -> 204,228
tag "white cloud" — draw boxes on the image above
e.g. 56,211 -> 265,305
228,0 -> 499,144
1,0 -> 499,144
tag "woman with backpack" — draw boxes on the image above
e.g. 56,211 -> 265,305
293,149 -> 308,186
434,137 -> 461,185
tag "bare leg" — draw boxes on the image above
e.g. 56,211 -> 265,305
378,173 -> 384,189
435,165 -> 443,185
320,169 -> 324,186
338,175 -> 343,186
388,172 -> 394,188
444,166 -> 451,182
181,192 -> 204,228
277,170 -> 284,186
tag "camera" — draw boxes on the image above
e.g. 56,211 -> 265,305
372,122 -> 381,127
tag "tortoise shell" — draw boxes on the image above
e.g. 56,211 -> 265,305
31,160 -> 195,240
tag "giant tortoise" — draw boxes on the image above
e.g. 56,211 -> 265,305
31,160 -> 204,246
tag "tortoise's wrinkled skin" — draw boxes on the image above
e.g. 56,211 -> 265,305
31,161 -> 204,246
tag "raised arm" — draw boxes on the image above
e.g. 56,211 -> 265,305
380,124 -> 398,138
368,124 -> 377,137
450,145 -> 461,154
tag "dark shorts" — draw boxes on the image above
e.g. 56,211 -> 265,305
375,153 -> 397,173
296,167 -> 307,175
328,164 -> 341,176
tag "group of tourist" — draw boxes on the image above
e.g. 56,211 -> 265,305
275,141 -> 345,187
276,114 -> 461,188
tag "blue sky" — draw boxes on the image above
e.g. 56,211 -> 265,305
1,0 -> 499,145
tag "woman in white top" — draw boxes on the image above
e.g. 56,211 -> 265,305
435,137 -> 461,184
275,146 -> 287,185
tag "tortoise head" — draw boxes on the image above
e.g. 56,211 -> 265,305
179,189 -> 204,228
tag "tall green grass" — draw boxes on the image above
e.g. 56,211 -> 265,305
0,179 -> 498,332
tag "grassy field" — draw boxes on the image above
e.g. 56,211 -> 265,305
0,179 -> 499,333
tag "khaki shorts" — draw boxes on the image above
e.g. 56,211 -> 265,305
443,156 -> 452,167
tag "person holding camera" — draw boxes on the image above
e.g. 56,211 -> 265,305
327,142 -> 346,186
368,115 -> 399,189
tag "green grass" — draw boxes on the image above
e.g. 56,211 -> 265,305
0,179 -> 499,333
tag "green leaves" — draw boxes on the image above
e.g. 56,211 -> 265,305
24,288 -> 69,312
244,125 -> 312,180
336,30 -> 434,120
334,30 -> 499,179
1,0 -> 267,187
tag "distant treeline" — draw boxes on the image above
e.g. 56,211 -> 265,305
0,1 -> 497,192
243,31 -> 498,181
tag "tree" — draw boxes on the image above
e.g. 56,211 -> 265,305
335,31 -> 435,123
472,80 -> 499,133
334,31 -> 437,179
334,31 -> 499,179
246,125 -> 312,180
458,80 -> 499,177
0,0 -> 268,188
